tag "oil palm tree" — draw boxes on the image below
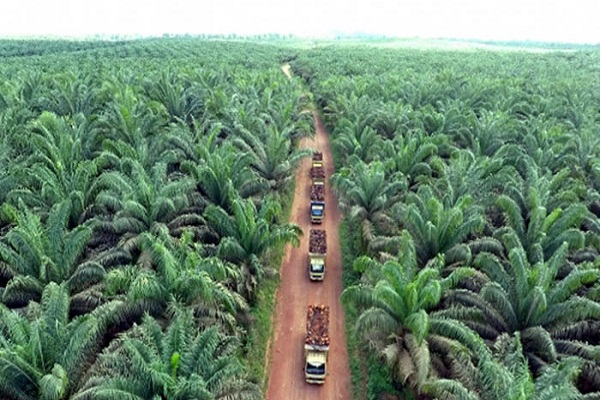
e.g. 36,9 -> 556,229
554,126 -> 600,192
424,333 -> 585,400
380,133 -> 444,190
45,72 -> 100,117
180,140 -> 269,212
92,81 -> 168,168
6,112 -> 103,226
369,101 -> 412,140
74,309 -> 262,400
332,120 -> 384,164
493,168 -> 588,264
469,109 -> 519,158
394,185 -> 485,267
231,123 -> 311,192
342,231 -> 480,393
0,201 -> 104,311
204,196 -> 301,304
0,282 -> 101,400
0,136 -> 15,206
13,70 -> 50,114
142,69 -> 204,125
433,149 -> 520,209
445,231 -> 600,379
331,159 -> 406,254
104,230 -> 247,331
94,160 -> 198,257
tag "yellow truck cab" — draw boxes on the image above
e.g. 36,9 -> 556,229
304,305 -> 329,384
308,229 -> 326,281
305,350 -> 327,384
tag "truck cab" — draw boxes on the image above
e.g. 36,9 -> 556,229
310,201 -> 324,223
309,256 -> 325,280
305,350 -> 327,384
304,305 -> 329,384
312,151 -> 323,169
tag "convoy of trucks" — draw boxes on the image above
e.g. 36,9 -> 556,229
304,305 -> 330,384
310,152 -> 325,224
304,152 -> 330,384
308,229 -> 326,281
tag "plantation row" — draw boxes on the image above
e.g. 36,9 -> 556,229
0,40 -> 312,399
290,46 -> 600,399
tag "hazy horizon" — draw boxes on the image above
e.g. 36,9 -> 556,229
1,0 -> 599,44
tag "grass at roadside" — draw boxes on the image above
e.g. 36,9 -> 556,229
243,181 -> 296,391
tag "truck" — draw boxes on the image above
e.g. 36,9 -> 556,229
308,229 -> 326,281
310,165 -> 325,185
305,305 -> 330,384
310,151 -> 325,223
312,151 -> 323,169
310,184 -> 325,224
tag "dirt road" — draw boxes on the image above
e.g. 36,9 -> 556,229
265,111 -> 351,400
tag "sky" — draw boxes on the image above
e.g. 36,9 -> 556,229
1,0 -> 599,44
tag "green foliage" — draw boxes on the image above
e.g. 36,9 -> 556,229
343,231 -> 477,393
0,283 -> 102,400
243,180 -> 294,389
2,36 -> 600,400
205,196 -> 301,303
366,352 -> 399,400
74,309 -> 262,400
396,185 -> 485,266
0,200 -> 103,309
0,38 -> 309,400
424,334 -> 584,400
445,233 -> 600,371
297,42 -> 600,398
332,158 -> 406,255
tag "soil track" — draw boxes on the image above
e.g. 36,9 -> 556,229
281,64 -> 292,79
265,110 -> 351,400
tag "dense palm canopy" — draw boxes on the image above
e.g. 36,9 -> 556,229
424,333 -> 586,400
232,123 -> 312,191
444,232 -> 600,381
342,231 -> 478,393
2,36 -> 600,400
493,168 -> 589,262
104,230 -> 246,331
6,112 -> 102,224
292,44 -> 600,398
179,136 -> 269,212
394,185 -> 485,266
74,309 -> 262,400
0,200 -> 103,309
332,159 -> 406,254
205,197 -> 302,303
0,38 -> 309,399
0,283 -> 102,400
95,160 -> 198,258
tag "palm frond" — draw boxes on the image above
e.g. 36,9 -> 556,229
521,326 -> 557,363
423,378 -> 479,400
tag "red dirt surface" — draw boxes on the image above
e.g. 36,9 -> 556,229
281,64 -> 292,79
265,112 -> 352,399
